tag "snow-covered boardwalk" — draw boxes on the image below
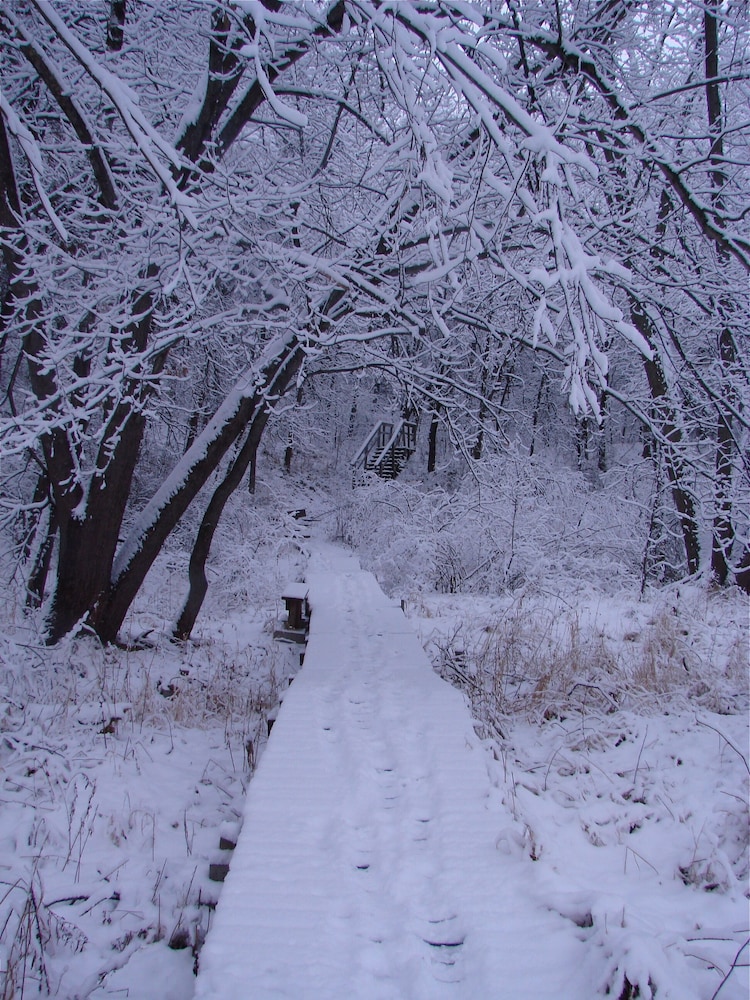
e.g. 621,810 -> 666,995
195,546 -> 588,999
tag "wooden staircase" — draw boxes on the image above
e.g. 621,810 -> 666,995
351,419 -> 417,481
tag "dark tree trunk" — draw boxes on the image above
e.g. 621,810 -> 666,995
710,326 -> 736,584
427,409 -> 440,473
185,358 -> 212,453
174,411 -> 270,641
45,272 -> 160,643
2,116 -> 60,614
588,89 -> 705,582
528,369 -> 548,458
90,340 -> 304,643
633,307 -> 701,576
25,475 -> 57,610
47,418 -> 148,639
106,1 -> 126,51
703,4 -> 724,195
597,391 -> 608,473
471,332 -> 495,461
3,113 -> 98,638
0,117 -> 21,324
703,4 -> 739,587
734,545 -> 750,594
575,417 -> 589,471
471,426 -> 484,462
26,509 -> 56,610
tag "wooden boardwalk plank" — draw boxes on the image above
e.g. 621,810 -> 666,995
194,544 -> 589,999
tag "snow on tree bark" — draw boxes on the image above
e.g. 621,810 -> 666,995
1,0 -> 748,643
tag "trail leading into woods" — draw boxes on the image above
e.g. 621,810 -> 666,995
195,545 -> 590,999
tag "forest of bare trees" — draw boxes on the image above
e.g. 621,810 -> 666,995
1,0 -> 748,642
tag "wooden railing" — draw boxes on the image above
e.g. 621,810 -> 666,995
351,419 -> 417,480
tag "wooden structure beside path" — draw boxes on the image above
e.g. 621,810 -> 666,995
351,418 -> 417,481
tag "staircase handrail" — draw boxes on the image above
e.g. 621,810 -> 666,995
369,420 -> 406,468
350,420 -> 392,469
351,418 -> 418,473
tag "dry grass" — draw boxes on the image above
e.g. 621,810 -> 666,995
423,589 -> 749,733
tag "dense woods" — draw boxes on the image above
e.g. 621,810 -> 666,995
0,7 -> 748,998
1,0 -> 748,643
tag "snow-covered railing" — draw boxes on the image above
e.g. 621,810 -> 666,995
369,420 -> 403,469
351,419 -> 417,478
350,420 -> 393,470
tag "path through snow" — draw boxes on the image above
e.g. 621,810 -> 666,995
195,545 -> 593,998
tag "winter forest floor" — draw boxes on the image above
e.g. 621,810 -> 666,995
0,481 -> 748,1000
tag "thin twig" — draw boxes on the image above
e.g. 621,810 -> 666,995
632,725 -> 649,784
710,938 -> 749,1000
696,719 -> 749,774
624,844 -> 659,875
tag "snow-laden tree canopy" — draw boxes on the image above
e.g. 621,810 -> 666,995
1,0 -> 748,641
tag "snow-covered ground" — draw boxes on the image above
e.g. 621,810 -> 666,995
0,610 -> 286,999
1,521 -> 747,998
0,525 -> 304,999
413,587 -> 749,999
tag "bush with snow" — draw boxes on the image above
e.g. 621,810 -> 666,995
335,451 -> 651,597
412,583 -> 749,1000
0,503 -> 300,999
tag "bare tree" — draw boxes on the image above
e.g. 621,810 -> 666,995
1,0 -> 747,646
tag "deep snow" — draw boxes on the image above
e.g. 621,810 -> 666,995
0,532 -> 747,999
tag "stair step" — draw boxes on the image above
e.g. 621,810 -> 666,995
353,419 -> 417,481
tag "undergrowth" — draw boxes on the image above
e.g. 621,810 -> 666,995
420,588 -> 748,730
416,586 -> 749,1000
0,627 -> 288,999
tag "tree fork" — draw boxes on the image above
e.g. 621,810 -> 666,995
89,340 -> 304,643
45,274 -> 161,643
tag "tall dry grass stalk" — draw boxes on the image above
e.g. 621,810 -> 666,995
426,594 -> 748,732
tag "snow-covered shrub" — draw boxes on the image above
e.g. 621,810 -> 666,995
335,450 -> 648,598
0,629 -> 280,998
419,584 -> 748,725
413,582 -> 748,1000
0,540 -> 292,998
204,482 -> 308,619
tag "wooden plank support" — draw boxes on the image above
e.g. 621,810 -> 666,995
209,851 -> 232,883
282,582 -> 309,629
274,582 -> 310,643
